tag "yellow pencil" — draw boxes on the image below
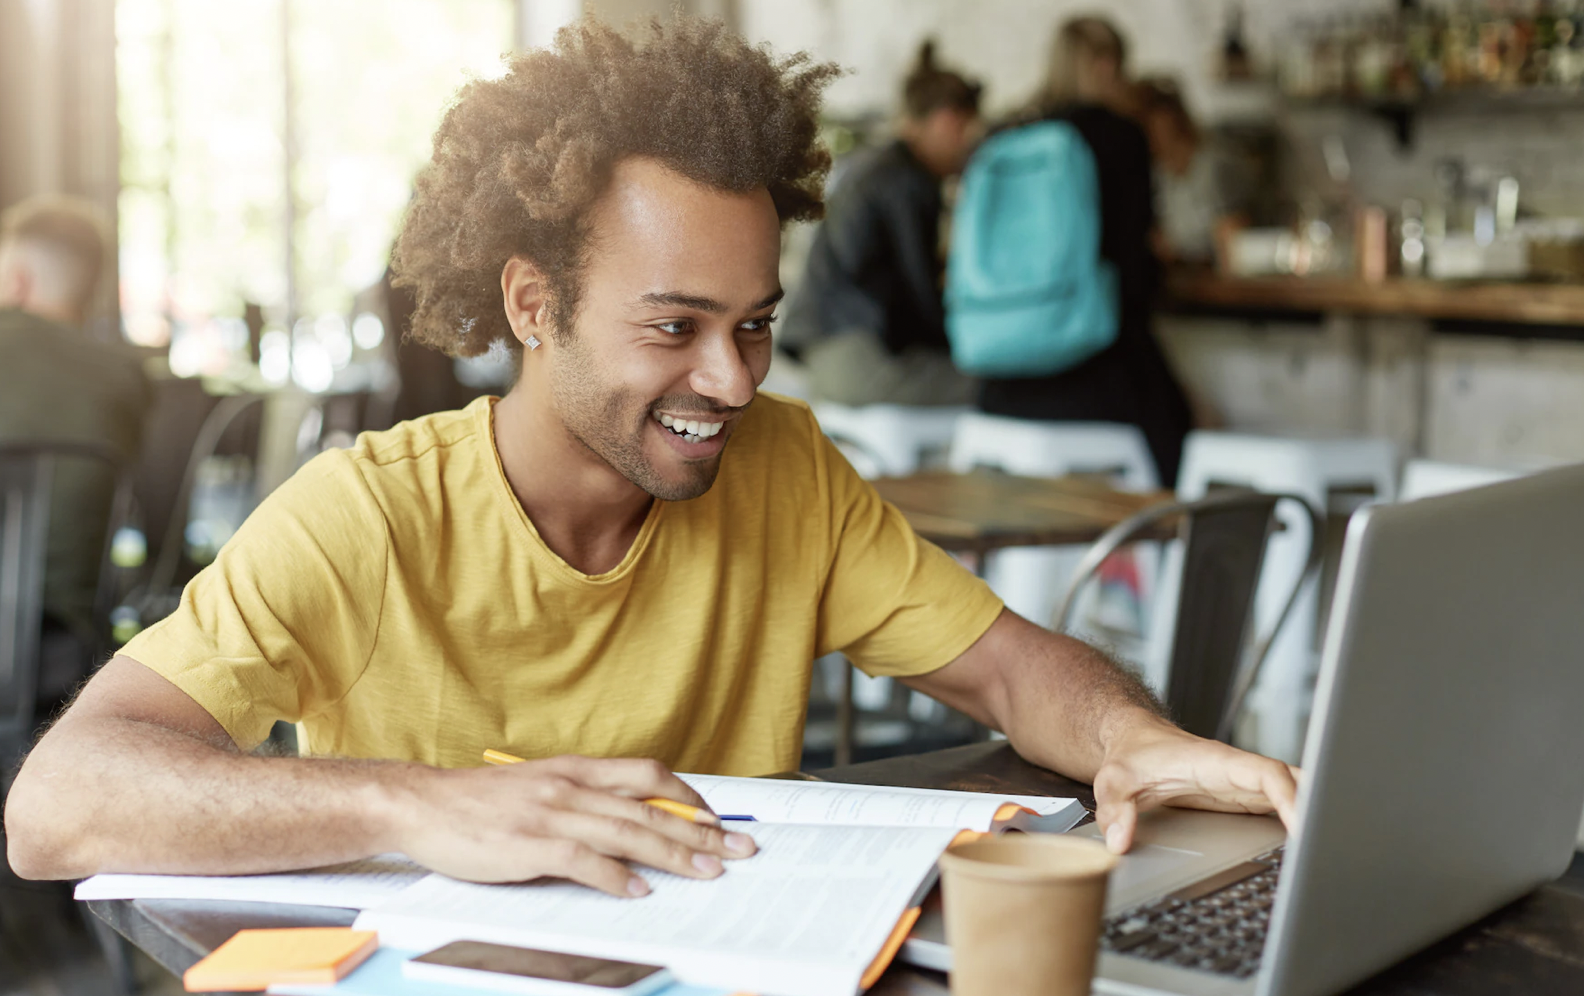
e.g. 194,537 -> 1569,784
482,749 -> 718,824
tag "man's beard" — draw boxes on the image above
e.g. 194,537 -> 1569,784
550,340 -> 729,502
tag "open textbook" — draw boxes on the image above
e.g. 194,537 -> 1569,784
356,822 -> 958,996
74,854 -> 427,909
677,773 -> 1086,833
354,780 -> 1084,996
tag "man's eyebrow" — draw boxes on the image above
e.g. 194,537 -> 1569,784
634,288 -> 784,313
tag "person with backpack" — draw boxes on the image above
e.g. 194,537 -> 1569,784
780,41 -> 982,407
947,17 -> 1192,486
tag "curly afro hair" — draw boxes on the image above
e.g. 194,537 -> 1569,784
392,16 -> 840,357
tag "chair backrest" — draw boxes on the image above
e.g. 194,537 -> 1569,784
1055,490 -> 1323,742
144,393 -> 268,603
0,442 -> 129,772
948,414 -> 1158,491
812,403 -> 967,479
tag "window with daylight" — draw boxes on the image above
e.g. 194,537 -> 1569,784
116,0 -> 514,390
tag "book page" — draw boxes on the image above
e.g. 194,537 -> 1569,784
354,823 -> 957,996
74,854 -> 426,910
679,774 -> 1081,832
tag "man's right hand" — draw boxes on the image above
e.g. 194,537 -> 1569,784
389,754 -> 758,896
4,658 -> 757,892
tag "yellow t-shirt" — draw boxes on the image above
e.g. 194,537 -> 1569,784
122,394 -> 1003,775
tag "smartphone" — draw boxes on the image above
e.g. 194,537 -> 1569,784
402,941 -> 674,996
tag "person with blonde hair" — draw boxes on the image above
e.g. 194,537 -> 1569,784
977,17 -> 1193,485
1042,16 -> 1133,112
0,194 -> 149,708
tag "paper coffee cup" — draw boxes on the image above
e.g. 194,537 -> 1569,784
939,835 -> 1118,996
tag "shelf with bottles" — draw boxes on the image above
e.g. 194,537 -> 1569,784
1277,1 -> 1584,143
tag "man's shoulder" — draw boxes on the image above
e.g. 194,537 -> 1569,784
288,398 -> 493,524
261,400 -> 493,542
346,397 -> 491,471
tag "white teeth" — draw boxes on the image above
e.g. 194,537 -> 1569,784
655,412 -> 727,442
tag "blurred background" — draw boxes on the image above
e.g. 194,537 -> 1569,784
4,0 -> 1584,990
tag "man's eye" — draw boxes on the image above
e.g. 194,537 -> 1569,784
740,314 -> 778,333
656,321 -> 692,336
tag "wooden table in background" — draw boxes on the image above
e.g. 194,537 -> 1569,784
871,470 -> 1176,558
88,742 -> 1584,995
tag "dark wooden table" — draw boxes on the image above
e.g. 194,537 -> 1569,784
870,470 -> 1176,558
88,742 -> 1584,995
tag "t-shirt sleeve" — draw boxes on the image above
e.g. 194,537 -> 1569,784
118,448 -> 389,749
812,424 -> 1004,677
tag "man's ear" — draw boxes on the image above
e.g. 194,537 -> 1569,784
501,257 -> 553,348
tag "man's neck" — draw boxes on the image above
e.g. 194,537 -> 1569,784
899,134 -> 948,179
492,388 -> 654,576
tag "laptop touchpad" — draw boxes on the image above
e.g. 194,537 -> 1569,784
1112,844 -> 1203,895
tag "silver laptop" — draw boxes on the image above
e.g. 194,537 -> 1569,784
904,462 -> 1584,996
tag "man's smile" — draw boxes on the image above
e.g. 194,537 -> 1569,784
653,411 -> 726,443
651,409 -> 737,459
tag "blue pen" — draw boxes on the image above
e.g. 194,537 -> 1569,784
718,815 -> 757,821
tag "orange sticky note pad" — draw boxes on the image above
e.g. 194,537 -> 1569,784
182,927 -> 378,992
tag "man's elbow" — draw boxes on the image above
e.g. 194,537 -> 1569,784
4,756 -> 98,880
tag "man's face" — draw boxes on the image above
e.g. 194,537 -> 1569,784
542,158 -> 782,502
924,108 -> 984,177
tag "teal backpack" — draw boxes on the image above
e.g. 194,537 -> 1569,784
945,121 -> 1118,377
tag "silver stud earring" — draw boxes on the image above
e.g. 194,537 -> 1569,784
524,334 -> 541,350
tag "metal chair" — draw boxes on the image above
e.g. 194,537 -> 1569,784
2,442 -> 138,992
1,442 -> 131,777
1055,490 -> 1323,744
131,393 -> 267,624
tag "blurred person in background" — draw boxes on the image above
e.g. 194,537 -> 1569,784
977,17 -> 1193,486
780,41 -> 981,407
0,195 -> 150,707
1133,76 -> 1216,265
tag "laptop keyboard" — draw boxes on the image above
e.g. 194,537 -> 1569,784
1101,845 -> 1285,979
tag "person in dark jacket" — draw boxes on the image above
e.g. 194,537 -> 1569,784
0,196 -> 149,703
976,18 -> 1193,486
781,41 -> 981,406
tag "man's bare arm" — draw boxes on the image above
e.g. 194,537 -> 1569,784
4,656 -> 754,895
903,610 -> 1298,852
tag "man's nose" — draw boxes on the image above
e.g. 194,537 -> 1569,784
689,331 -> 756,409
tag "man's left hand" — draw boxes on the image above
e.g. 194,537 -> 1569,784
1092,716 -> 1300,854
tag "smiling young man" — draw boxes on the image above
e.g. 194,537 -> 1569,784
5,19 -> 1296,899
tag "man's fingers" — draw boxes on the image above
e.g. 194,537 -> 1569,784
561,786 -> 756,859
1261,761 -> 1301,830
1093,763 -> 1143,854
1097,799 -> 1138,854
552,839 -> 653,898
549,756 -> 711,812
551,811 -> 727,881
